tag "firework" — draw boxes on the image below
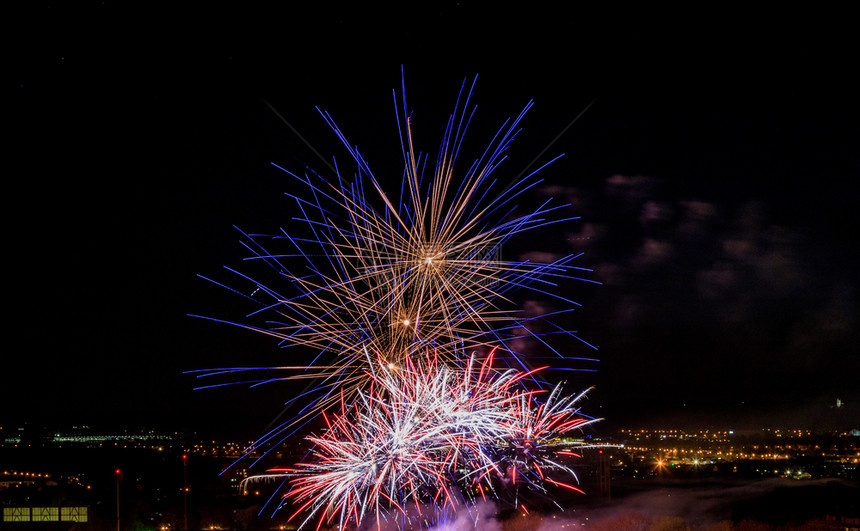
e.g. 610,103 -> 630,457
197,75 -> 602,528
191,76 -> 596,403
263,351 -> 598,530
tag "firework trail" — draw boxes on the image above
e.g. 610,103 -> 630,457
197,74 -> 603,528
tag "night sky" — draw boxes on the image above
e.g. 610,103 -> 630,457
8,3 -> 859,438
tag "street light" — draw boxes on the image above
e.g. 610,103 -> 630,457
115,468 -> 122,531
182,454 -> 188,531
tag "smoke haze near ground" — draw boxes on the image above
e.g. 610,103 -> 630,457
355,478 -> 858,530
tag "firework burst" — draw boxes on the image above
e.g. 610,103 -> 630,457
192,75 -> 596,393
196,74 -> 602,528
252,351 -> 598,530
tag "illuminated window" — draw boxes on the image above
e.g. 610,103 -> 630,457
61,507 -> 88,522
3,507 -> 30,522
33,507 -> 59,521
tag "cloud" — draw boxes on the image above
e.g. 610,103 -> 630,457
611,295 -> 644,329
520,251 -> 562,264
527,173 -> 855,413
357,501 -> 503,531
696,262 -> 740,300
682,200 -> 718,221
629,238 -> 675,269
722,238 -> 756,262
593,262 -> 624,288
639,200 -> 672,226
522,300 -> 551,317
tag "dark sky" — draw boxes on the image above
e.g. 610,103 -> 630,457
7,3 -> 859,437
